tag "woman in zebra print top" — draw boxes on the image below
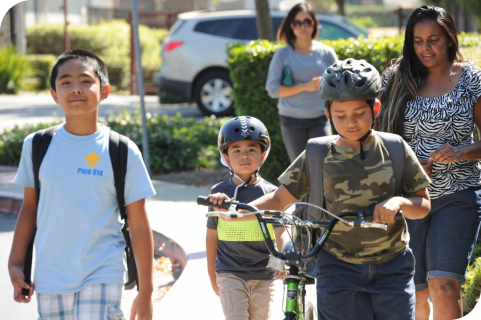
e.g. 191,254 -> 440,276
377,6 -> 481,320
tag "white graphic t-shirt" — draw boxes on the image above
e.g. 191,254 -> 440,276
15,123 -> 155,294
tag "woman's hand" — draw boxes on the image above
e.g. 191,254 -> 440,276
429,143 -> 465,164
418,158 -> 434,177
303,76 -> 322,92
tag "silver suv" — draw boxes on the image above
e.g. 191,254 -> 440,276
153,10 -> 368,116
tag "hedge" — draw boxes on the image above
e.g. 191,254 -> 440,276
23,54 -> 57,91
0,112 -> 224,174
26,20 -> 168,92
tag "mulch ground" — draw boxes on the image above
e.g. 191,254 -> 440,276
151,167 -> 231,189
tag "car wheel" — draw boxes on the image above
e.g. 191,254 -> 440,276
194,71 -> 234,117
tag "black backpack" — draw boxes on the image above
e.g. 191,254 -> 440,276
21,126 -> 139,296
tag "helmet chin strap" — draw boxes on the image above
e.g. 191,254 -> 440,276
230,169 -> 260,200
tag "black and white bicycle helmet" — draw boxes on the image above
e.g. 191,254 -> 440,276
319,59 -> 381,160
218,116 -> 271,198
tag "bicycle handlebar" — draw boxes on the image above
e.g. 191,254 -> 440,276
197,195 -> 403,266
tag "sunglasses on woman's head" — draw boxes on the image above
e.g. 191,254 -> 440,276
291,18 -> 313,29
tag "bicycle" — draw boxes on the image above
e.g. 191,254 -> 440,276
197,196 -> 403,320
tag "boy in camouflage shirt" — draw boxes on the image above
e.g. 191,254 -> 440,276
210,59 -> 431,319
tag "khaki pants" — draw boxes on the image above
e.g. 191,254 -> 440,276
216,272 -> 276,320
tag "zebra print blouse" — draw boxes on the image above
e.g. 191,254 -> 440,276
381,63 -> 481,199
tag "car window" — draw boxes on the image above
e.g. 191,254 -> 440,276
318,21 -> 355,40
194,18 -> 256,40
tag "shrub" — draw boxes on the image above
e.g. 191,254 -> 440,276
24,54 -> 57,91
0,120 -> 63,166
322,37 -> 403,73
228,40 -> 289,183
26,20 -> 168,91
0,46 -> 39,94
105,111 -> 225,173
463,257 -> 481,315
0,112 -> 225,174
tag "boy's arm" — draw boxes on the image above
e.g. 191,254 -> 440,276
8,187 -> 37,302
374,187 -> 430,224
206,228 -> 219,296
126,198 -> 153,320
274,227 -> 290,279
210,186 -> 298,222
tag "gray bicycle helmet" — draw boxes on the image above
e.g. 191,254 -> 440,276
319,58 -> 381,101
320,59 -> 381,160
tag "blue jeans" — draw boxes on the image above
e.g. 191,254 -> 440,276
406,186 -> 481,291
315,248 -> 415,320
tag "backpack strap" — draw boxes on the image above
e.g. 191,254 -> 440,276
109,130 -> 138,290
22,126 -> 58,296
305,135 -> 337,221
375,131 -> 405,197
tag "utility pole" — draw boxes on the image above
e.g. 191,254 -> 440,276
9,2 -> 27,54
61,0 -> 70,52
131,0 -> 152,175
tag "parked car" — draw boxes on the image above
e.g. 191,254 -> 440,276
153,10 -> 368,116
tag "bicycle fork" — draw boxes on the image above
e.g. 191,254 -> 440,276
283,266 -> 306,320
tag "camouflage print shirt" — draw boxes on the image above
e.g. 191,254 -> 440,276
278,131 -> 431,264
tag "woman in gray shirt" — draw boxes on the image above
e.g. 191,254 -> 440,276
266,3 -> 338,161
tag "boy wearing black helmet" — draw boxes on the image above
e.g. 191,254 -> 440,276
206,116 -> 289,320
210,60 -> 432,319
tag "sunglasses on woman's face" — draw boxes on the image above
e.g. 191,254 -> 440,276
291,18 -> 314,29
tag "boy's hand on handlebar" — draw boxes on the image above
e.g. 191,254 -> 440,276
275,270 -> 288,280
373,197 -> 402,224
208,193 -> 231,212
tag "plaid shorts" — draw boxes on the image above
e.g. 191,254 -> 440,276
37,283 -> 125,320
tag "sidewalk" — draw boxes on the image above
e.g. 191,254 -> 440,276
0,167 -> 307,319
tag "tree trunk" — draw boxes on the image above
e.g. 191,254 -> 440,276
336,0 -> 345,16
255,0 -> 274,41
9,2 -> 27,54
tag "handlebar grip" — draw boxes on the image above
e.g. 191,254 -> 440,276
364,211 -> 403,221
197,196 -> 233,210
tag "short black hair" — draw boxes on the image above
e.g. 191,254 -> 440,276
50,49 -> 109,91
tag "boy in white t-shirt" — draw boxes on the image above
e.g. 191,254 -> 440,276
8,49 -> 156,320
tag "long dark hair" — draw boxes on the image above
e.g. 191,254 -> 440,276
278,3 -> 318,45
375,5 -> 463,136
